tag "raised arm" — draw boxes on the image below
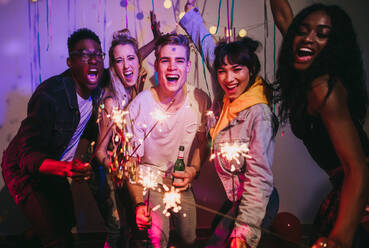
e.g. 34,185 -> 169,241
310,78 -> 369,247
138,11 -> 161,60
270,0 -> 293,37
179,0 -> 216,73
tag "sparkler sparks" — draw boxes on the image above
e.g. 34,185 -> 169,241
138,167 -> 161,195
162,185 -> 182,216
218,142 -> 251,164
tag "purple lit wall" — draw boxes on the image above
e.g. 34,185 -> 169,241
0,0 -> 368,235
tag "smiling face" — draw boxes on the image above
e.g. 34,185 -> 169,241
292,10 -> 331,71
216,56 -> 250,101
155,44 -> 191,96
112,44 -> 140,88
67,39 -> 104,98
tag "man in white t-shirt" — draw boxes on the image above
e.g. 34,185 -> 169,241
127,33 -> 210,247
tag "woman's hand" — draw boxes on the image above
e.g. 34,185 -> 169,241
230,237 -> 248,248
150,11 -> 161,40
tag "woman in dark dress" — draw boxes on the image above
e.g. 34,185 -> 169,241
271,1 -> 369,247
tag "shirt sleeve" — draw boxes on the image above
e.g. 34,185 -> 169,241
17,90 -> 56,175
230,107 -> 275,248
179,7 -> 216,73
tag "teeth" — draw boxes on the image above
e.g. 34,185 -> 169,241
299,48 -> 312,52
227,84 -> 238,89
124,72 -> 133,76
166,75 -> 179,81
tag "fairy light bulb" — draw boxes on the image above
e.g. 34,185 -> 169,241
225,29 -> 232,38
239,29 -> 247,37
209,26 -> 217,35
164,0 -> 172,9
179,11 -> 186,20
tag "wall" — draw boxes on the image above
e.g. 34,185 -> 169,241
0,0 -> 368,234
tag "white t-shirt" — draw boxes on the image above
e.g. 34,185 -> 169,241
127,85 -> 208,175
60,93 -> 92,162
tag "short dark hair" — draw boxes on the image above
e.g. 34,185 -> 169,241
67,28 -> 101,54
155,33 -> 190,60
213,37 -> 261,98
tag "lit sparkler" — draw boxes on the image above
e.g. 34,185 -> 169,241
162,184 -> 182,217
218,142 -> 251,164
138,167 -> 161,195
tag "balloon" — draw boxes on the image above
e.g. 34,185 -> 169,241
271,212 -> 302,244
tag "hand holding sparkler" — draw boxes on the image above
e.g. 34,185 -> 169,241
136,204 -> 152,230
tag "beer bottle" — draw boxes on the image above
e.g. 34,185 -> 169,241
173,146 -> 185,184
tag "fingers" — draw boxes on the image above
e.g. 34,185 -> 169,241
136,205 -> 152,230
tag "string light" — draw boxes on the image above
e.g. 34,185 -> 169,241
179,11 -> 186,20
209,26 -> 217,35
163,0 -> 172,9
239,28 -> 247,37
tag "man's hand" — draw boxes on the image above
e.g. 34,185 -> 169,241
150,11 -> 161,40
69,160 -> 92,183
172,166 -> 197,192
230,237 -> 248,248
39,158 -> 92,182
136,205 -> 152,230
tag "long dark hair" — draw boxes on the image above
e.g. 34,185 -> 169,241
276,4 -> 367,125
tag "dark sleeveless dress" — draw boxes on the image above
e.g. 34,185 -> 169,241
290,110 -> 369,245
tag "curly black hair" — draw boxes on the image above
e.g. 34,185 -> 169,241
276,4 -> 367,125
67,28 -> 101,54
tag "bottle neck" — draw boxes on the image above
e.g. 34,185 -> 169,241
177,150 -> 184,160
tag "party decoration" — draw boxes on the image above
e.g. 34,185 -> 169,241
271,212 -> 302,244
239,28 -> 247,37
163,0 -> 172,9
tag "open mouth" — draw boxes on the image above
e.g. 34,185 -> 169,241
295,48 -> 314,63
225,83 -> 240,93
166,74 -> 179,83
124,71 -> 134,81
87,68 -> 98,82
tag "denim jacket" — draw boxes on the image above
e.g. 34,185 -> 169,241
180,9 -> 275,247
1,69 -> 100,204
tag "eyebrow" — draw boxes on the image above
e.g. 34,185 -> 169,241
159,56 -> 186,61
301,23 -> 331,29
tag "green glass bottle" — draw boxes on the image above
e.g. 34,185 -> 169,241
173,146 -> 185,184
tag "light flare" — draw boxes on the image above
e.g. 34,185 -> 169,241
218,142 -> 251,165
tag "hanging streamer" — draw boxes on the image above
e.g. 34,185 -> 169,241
67,0 -> 71,35
199,0 -> 222,99
226,0 -> 230,42
103,0 -> 107,52
46,0 -> 50,51
230,0 -> 234,30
